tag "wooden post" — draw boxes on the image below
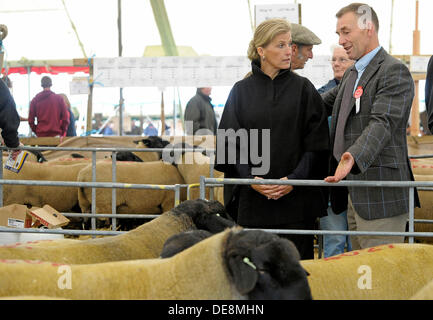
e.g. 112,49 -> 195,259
73,58 -> 93,134
410,0 -> 420,136
86,66 -> 94,134
160,90 -> 165,136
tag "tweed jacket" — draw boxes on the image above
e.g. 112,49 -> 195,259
322,47 -> 419,220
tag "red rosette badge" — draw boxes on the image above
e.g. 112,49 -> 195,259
354,86 -> 363,99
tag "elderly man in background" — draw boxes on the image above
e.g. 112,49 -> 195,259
318,45 -> 355,257
318,46 -> 355,94
290,23 -> 322,71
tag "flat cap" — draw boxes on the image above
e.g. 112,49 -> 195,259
291,23 -> 321,46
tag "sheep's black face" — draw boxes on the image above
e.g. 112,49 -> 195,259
114,151 -> 143,162
173,199 -> 236,233
225,230 -> 312,300
160,230 -> 212,258
136,136 -> 170,148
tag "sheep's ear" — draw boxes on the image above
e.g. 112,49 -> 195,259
227,255 -> 258,295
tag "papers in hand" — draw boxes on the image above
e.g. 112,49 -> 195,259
4,151 -> 28,173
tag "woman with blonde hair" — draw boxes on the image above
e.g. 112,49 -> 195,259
215,18 -> 330,259
59,93 -> 76,137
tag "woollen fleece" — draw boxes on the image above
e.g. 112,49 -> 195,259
0,80 -> 20,148
0,211 -> 194,264
301,243 -> 433,300
28,90 -> 70,137
411,278 -> 433,300
0,230 -> 238,300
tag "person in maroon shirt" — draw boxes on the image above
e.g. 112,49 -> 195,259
28,76 -> 69,141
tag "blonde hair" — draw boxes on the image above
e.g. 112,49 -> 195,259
247,18 -> 291,62
59,93 -> 71,109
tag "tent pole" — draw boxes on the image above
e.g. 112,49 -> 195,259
118,0 -> 124,136
27,66 -> 32,136
161,90 -> 165,135
410,0 -> 420,136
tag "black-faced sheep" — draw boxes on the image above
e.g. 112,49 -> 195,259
0,227 -> 311,300
160,230 -> 213,258
0,199 -> 234,264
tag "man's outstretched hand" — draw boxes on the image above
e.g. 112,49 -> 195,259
325,152 -> 355,183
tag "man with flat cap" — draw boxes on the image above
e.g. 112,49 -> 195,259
290,23 -> 322,70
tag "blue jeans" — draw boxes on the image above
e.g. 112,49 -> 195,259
320,206 -> 352,258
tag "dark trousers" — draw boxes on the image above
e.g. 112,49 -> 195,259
275,219 -> 316,260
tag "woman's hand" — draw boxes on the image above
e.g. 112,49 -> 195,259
251,176 -> 293,200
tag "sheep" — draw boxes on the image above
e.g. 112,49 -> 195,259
163,143 -> 224,203
160,229 -> 213,258
41,136 -> 140,161
410,278 -> 433,300
0,199 -> 234,264
410,158 -> 433,175
76,160 -> 185,218
0,227 -> 311,300
413,174 -> 433,243
300,243 -> 433,300
130,136 -> 170,162
2,161 -> 89,212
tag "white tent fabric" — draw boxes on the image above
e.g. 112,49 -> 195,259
1,0 -> 431,136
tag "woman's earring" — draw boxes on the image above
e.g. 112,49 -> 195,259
262,55 -> 266,61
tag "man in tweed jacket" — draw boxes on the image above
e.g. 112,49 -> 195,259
322,3 -> 419,249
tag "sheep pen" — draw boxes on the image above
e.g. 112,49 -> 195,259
76,160 -> 185,217
0,227 -> 311,300
413,174 -> 433,243
2,161 -> 89,212
0,199 -> 234,264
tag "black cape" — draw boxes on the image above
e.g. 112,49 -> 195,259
214,61 -> 330,227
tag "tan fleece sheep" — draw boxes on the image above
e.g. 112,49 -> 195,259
0,200 -> 233,264
301,243 -> 433,300
410,158 -> 433,175
0,227 -> 311,300
2,161 -> 89,212
167,149 -> 224,204
77,160 -> 185,215
410,278 -> 433,299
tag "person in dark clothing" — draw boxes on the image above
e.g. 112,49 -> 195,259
59,93 -> 77,137
318,45 -> 354,258
0,79 -> 23,159
184,87 -> 217,135
28,76 -> 69,140
426,55 -> 433,133
214,18 -> 330,259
